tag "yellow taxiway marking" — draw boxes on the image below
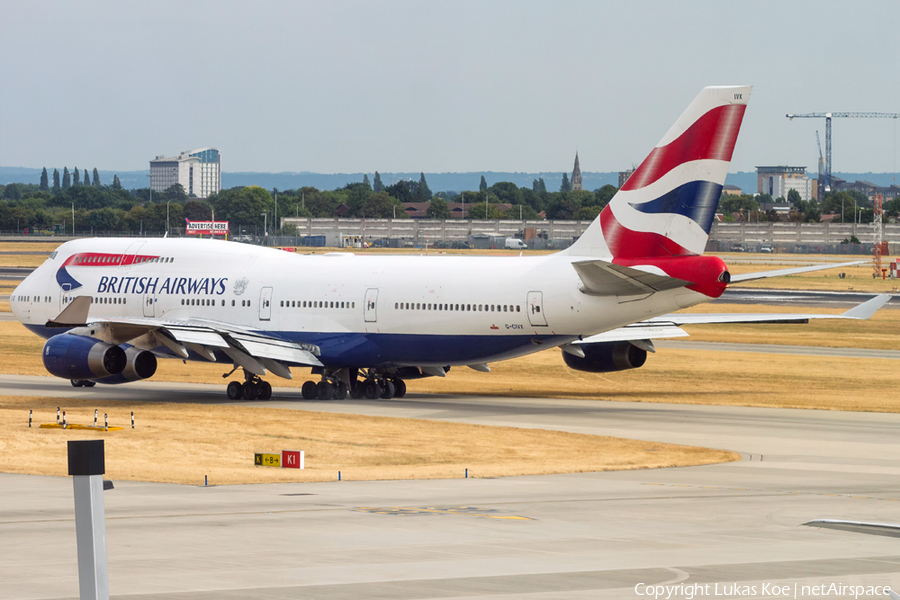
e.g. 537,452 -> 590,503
39,423 -> 123,431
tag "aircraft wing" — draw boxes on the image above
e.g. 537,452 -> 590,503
46,302 -> 322,378
729,261 -> 864,283
577,294 -> 891,345
571,259 -> 692,296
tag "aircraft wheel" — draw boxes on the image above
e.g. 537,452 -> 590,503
316,381 -> 334,400
83,381 -> 96,388
71,380 -> 83,387
301,380 -> 317,400
332,380 -> 348,400
349,380 -> 365,399
242,382 -> 259,400
392,378 -> 406,398
258,381 -> 272,400
363,380 -> 382,399
380,380 -> 396,399
226,381 -> 243,400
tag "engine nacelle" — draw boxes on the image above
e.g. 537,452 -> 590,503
93,347 -> 158,385
562,341 -> 648,373
42,334 -> 127,381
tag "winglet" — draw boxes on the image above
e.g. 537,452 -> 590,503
841,294 -> 892,319
46,296 -> 92,327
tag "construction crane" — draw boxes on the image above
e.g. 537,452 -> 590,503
815,131 -> 824,202
785,112 -> 900,197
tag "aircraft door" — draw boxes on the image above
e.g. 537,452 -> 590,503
143,293 -> 156,317
526,291 -> 548,327
259,287 -> 273,321
364,288 -> 378,323
119,242 -> 145,271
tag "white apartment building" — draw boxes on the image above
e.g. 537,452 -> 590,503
150,148 -> 221,198
756,166 -> 813,202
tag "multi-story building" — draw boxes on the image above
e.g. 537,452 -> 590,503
756,166 -> 813,202
150,148 -> 221,198
831,177 -> 900,201
618,169 -> 634,188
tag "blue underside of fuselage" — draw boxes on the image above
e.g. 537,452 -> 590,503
23,323 -> 572,369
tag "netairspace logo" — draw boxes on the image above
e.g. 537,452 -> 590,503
634,582 -> 893,599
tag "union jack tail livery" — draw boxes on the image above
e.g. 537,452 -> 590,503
568,86 -> 751,260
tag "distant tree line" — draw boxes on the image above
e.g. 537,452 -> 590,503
4,167 -> 898,235
718,188 -> 900,224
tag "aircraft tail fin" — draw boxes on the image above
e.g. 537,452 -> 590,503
567,86 -> 751,259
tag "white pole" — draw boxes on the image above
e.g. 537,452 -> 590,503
69,440 -> 109,600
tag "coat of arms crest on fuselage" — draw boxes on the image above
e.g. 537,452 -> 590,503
233,277 -> 249,296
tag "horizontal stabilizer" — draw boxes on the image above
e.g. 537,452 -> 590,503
655,294 -> 891,325
578,294 -> 889,344
571,259 -> 691,297
730,261 -> 864,283
46,296 -> 92,327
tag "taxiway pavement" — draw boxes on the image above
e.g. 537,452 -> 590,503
3,378 -> 900,599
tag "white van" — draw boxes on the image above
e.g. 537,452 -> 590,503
504,238 -> 527,250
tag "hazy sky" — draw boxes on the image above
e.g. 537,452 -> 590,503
3,1 -> 900,175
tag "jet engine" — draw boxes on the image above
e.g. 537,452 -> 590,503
561,341 -> 647,373
93,346 -> 158,384
42,334 -> 127,381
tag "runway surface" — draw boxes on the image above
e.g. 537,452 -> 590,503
0,266 -> 32,280
4,376 -> 900,599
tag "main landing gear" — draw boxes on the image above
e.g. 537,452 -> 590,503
70,380 -> 97,388
225,372 -> 272,401
300,369 -> 407,401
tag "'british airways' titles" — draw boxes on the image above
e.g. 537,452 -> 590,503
97,276 -> 228,295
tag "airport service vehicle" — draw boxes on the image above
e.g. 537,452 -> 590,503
505,238 -> 527,250
10,86 -> 890,400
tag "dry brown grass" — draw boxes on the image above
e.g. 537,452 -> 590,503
0,254 -> 49,268
2,318 -> 896,412
411,348 -> 900,412
0,241 -> 61,252
0,396 -> 737,484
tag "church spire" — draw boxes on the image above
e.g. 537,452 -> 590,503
571,152 -> 583,191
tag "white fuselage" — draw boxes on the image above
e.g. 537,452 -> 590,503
11,238 -> 709,368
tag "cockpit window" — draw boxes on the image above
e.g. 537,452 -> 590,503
49,251 -> 58,260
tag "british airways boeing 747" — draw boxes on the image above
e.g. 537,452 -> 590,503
10,86 -> 890,400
